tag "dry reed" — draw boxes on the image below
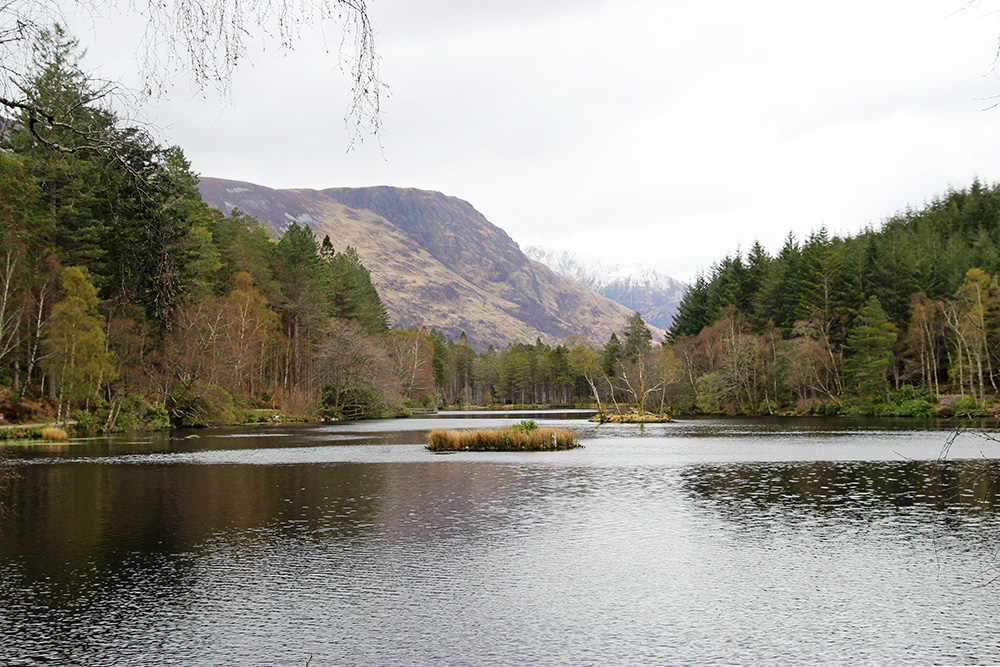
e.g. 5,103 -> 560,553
39,427 -> 70,441
427,425 -> 578,452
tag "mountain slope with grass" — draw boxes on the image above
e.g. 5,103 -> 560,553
197,178 -> 659,348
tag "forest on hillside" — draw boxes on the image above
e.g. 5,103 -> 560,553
427,178 -> 1000,420
4,27 -> 1000,435
0,27 -> 665,432
663,179 -> 1000,416
0,28 -> 408,431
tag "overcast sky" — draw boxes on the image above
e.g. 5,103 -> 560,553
68,0 -> 1000,281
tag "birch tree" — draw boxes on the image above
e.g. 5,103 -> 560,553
41,267 -> 116,420
842,296 -> 897,404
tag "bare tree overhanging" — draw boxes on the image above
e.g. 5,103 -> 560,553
0,0 -> 384,146
961,1 -> 1000,102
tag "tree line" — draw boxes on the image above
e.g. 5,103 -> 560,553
422,312 -> 664,417
7,27 -> 1000,431
404,182 -> 1000,420
0,27 -> 669,430
0,28 -> 402,431
664,179 -> 1000,416
423,178 -> 1000,419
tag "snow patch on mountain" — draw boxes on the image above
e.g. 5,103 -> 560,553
523,245 -> 687,330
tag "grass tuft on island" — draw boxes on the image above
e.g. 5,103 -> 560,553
591,412 -> 672,424
39,427 -> 70,441
427,420 -> 580,452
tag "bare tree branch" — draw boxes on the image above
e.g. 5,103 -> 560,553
1,0 -> 384,145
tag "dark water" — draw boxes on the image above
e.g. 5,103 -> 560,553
2,415 -> 1000,666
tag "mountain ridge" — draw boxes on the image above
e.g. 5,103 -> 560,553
197,178 -> 663,349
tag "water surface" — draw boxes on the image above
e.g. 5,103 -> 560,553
2,415 -> 999,666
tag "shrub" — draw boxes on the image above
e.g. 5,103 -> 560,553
0,428 -> 30,441
843,402 -> 882,417
952,397 -> 989,418
756,400 -> 780,416
694,372 -> 727,414
169,382 -> 243,427
118,396 -> 169,431
141,402 -> 171,430
321,383 -> 387,421
71,410 -> 101,436
379,392 -> 413,419
893,399 -> 938,418
70,396 -> 173,434
892,385 -> 938,405
242,410 -> 281,424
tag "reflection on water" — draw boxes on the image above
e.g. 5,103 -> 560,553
1,417 -> 1000,666
683,458 -> 1000,517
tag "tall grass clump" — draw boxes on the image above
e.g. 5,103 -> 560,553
40,427 -> 69,441
427,420 -> 578,452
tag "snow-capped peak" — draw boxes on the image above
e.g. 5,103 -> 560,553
523,245 -> 688,330
523,246 -> 685,293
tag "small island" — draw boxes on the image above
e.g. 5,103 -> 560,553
591,411 -> 672,424
427,420 -> 580,452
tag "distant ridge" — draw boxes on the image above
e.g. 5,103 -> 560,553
197,178 -> 664,349
523,245 -> 687,331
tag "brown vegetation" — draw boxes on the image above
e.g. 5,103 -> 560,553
426,424 -> 579,452
39,427 -> 69,441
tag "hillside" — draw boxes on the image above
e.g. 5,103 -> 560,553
197,178 -> 659,349
523,245 -> 687,330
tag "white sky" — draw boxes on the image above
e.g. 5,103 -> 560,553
67,0 -> 1000,281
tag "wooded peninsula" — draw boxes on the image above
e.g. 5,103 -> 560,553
2,28 -> 1000,437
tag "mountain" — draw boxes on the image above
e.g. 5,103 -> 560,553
523,246 -> 687,330
197,178 -> 662,349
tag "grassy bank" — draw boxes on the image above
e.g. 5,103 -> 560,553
0,424 -> 72,442
427,420 -> 579,452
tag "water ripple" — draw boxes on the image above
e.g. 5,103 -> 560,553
2,419 -> 1000,665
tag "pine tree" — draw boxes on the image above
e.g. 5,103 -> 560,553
325,245 -> 389,334
602,332 -> 624,378
622,311 -> 653,362
745,241 -> 772,330
706,252 -> 750,321
275,222 -> 325,387
842,296 -> 897,403
4,28 -> 207,325
774,232 -> 804,330
4,28 -> 113,277
669,274 -> 711,339
206,208 -> 277,295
